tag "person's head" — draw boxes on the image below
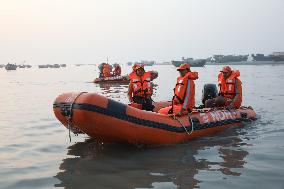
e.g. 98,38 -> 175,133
136,65 -> 145,76
215,96 -> 226,107
132,63 -> 141,71
220,66 -> 232,79
177,63 -> 190,77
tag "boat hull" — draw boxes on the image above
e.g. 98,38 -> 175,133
93,76 -> 130,84
172,60 -> 206,67
53,92 -> 256,145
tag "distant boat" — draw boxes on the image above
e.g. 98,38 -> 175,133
172,57 -> 206,67
18,65 -> 26,68
26,65 -> 32,68
211,54 -> 249,63
38,65 -> 49,68
60,64 -> 66,67
5,63 -> 17,70
53,64 -> 60,68
251,54 -> 273,61
0,64 -> 5,68
127,60 -> 155,66
272,52 -> 284,61
48,64 -> 60,68
155,62 -> 172,65
140,60 -> 155,66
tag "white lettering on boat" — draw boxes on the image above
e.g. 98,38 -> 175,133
210,111 -> 220,122
199,113 -> 209,123
223,110 -> 234,119
209,110 -> 236,122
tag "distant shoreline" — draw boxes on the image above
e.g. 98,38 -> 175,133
206,61 -> 284,65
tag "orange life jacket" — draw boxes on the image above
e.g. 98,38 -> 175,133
113,66 -> 121,76
172,72 -> 198,110
218,70 -> 241,99
129,71 -> 153,98
103,64 -> 111,77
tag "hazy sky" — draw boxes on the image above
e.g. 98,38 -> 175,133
0,0 -> 283,64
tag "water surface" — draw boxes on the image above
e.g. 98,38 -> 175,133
1,64 -> 284,189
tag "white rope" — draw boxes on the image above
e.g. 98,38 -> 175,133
173,115 -> 194,136
66,92 -> 87,142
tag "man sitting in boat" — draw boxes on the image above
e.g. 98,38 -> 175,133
205,66 -> 242,109
158,63 -> 199,116
112,63 -> 121,77
98,63 -> 106,78
128,64 -> 157,111
102,63 -> 112,78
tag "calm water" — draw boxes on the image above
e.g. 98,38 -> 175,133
1,64 -> 284,189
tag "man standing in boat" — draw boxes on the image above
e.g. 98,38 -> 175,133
128,64 -> 158,111
205,66 -> 242,109
158,63 -> 199,116
102,63 -> 112,78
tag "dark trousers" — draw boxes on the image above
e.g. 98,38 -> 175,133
133,96 -> 154,111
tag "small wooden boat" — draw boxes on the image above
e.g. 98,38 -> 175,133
53,92 -> 256,145
93,75 -> 130,84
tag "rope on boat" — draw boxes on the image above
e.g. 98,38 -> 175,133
172,115 -> 194,136
66,92 -> 87,142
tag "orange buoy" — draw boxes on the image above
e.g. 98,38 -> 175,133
53,92 -> 256,145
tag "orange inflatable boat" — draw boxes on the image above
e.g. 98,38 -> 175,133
53,92 -> 256,145
93,75 -> 129,84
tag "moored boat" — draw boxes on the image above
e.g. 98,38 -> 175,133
211,54 -> 249,63
172,57 -> 206,67
251,54 -> 273,61
38,65 -> 49,68
5,63 -> 17,70
53,92 -> 256,145
272,52 -> 284,61
93,75 -> 130,84
17,65 -> 26,68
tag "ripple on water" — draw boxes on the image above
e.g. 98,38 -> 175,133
8,177 -> 59,189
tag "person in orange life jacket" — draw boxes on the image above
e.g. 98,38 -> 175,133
158,63 -> 199,116
128,64 -> 156,111
98,63 -> 106,78
128,63 -> 158,82
112,64 -> 121,76
205,66 -> 242,109
102,63 -> 112,78
128,63 -> 139,79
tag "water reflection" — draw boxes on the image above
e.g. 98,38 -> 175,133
55,128 -> 249,189
95,83 -> 129,101
97,83 -> 129,91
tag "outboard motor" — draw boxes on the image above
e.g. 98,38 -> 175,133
202,83 -> 218,105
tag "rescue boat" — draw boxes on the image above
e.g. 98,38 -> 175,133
53,92 -> 256,145
93,75 -> 130,84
